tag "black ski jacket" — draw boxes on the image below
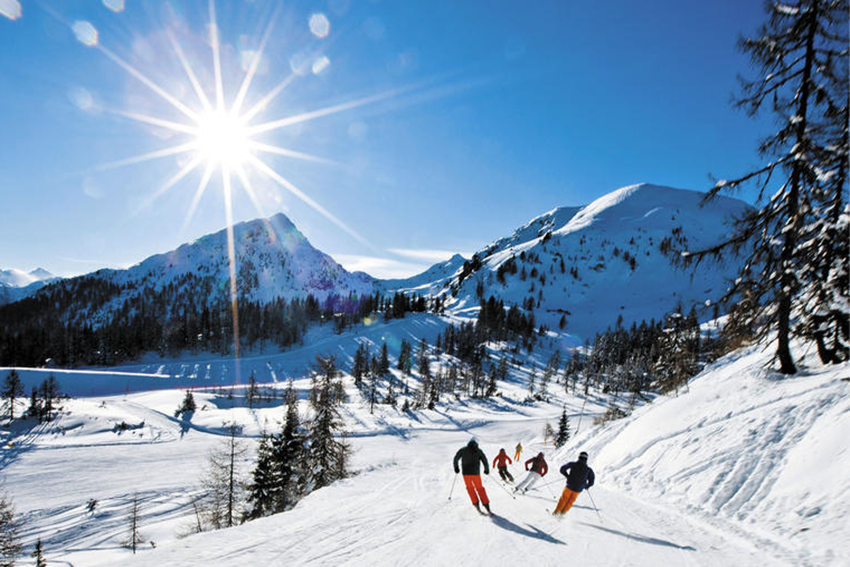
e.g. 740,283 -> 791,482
560,459 -> 595,493
454,440 -> 489,475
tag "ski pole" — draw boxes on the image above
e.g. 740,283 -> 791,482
543,478 -> 558,500
586,488 -> 603,523
485,472 -> 516,499
448,473 -> 458,501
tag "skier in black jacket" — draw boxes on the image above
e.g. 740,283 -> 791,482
553,451 -> 595,515
453,438 -> 491,513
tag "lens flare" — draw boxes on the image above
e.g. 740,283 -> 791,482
194,109 -> 251,167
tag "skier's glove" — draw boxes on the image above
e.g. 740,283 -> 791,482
454,467 -> 459,474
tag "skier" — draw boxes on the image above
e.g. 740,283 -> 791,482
553,451 -> 595,516
492,448 -> 514,483
514,452 -> 548,494
514,442 -> 523,461
453,438 -> 492,514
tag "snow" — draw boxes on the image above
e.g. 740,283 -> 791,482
0,267 -> 58,305
399,183 -> 754,343
3,331 -> 848,566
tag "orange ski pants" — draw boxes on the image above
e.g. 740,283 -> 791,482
463,475 -> 489,505
553,487 -> 580,515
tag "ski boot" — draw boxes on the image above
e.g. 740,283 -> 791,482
483,503 -> 492,514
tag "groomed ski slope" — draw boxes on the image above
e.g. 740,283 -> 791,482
5,337 -> 847,566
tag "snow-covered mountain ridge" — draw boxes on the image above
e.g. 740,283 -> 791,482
10,213 -> 375,327
0,267 -> 59,306
390,183 -> 752,342
0,267 -> 56,288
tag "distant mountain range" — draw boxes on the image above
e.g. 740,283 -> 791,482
1,183 -> 750,344
0,267 -> 59,305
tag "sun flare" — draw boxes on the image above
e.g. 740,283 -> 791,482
193,109 -> 251,168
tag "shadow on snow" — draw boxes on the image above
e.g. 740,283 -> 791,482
580,522 -> 696,551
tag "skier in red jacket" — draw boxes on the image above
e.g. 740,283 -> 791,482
492,448 -> 514,483
514,452 -> 548,494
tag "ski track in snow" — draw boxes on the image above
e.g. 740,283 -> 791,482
2,341 -> 848,565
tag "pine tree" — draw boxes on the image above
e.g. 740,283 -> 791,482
273,381 -> 307,512
124,494 -> 144,554
200,423 -> 246,529
543,422 -> 555,444
39,375 -> 60,422
555,407 -> 571,448
2,370 -> 24,422
0,489 -> 21,567
175,390 -> 196,417
246,372 -> 258,409
32,538 -> 46,567
27,387 -> 42,423
307,357 -> 351,491
676,0 -> 848,373
247,430 -> 276,519
379,342 -> 390,376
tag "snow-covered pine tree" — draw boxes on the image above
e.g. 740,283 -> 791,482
798,98 -> 849,363
273,381 -> 307,512
175,390 -> 196,418
247,430 -> 276,519
555,407 -> 571,448
676,0 -> 848,373
543,422 -> 555,444
307,356 -> 351,491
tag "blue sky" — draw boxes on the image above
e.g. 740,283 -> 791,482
0,0 -> 769,278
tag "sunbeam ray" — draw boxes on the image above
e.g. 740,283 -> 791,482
94,142 -> 197,172
248,141 -> 339,166
233,164 -> 270,224
137,155 -> 204,212
231,6 -> 280,115
240,72 -> 298,123
249,155 -> 370,247
167,30 -> 213,113
181,162 -> 215,234
209,0 -> 225,111
248,87 -> 408,135
221,165 -> 242,366
96,43 -> 198,122
107,108 -> 198,135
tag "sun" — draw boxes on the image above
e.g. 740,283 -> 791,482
193,109 -> 251,168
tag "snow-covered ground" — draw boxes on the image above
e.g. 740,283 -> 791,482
3,334 -> 847,566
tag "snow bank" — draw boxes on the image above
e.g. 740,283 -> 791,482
566,344 -> 850,565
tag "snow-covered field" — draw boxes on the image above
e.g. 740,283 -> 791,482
3,333 -> 847,566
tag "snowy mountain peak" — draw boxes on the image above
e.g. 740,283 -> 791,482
29,267 -> 55,280
418,183 -> 753,341
0,267 -> 55,288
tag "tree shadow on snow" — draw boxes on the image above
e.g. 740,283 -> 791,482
580,523 -> 696,551
489,515 -> 565,546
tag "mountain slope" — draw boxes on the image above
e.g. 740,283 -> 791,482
422,183 -> 751,341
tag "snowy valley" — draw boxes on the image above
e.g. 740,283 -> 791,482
1,183 -> 848,566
